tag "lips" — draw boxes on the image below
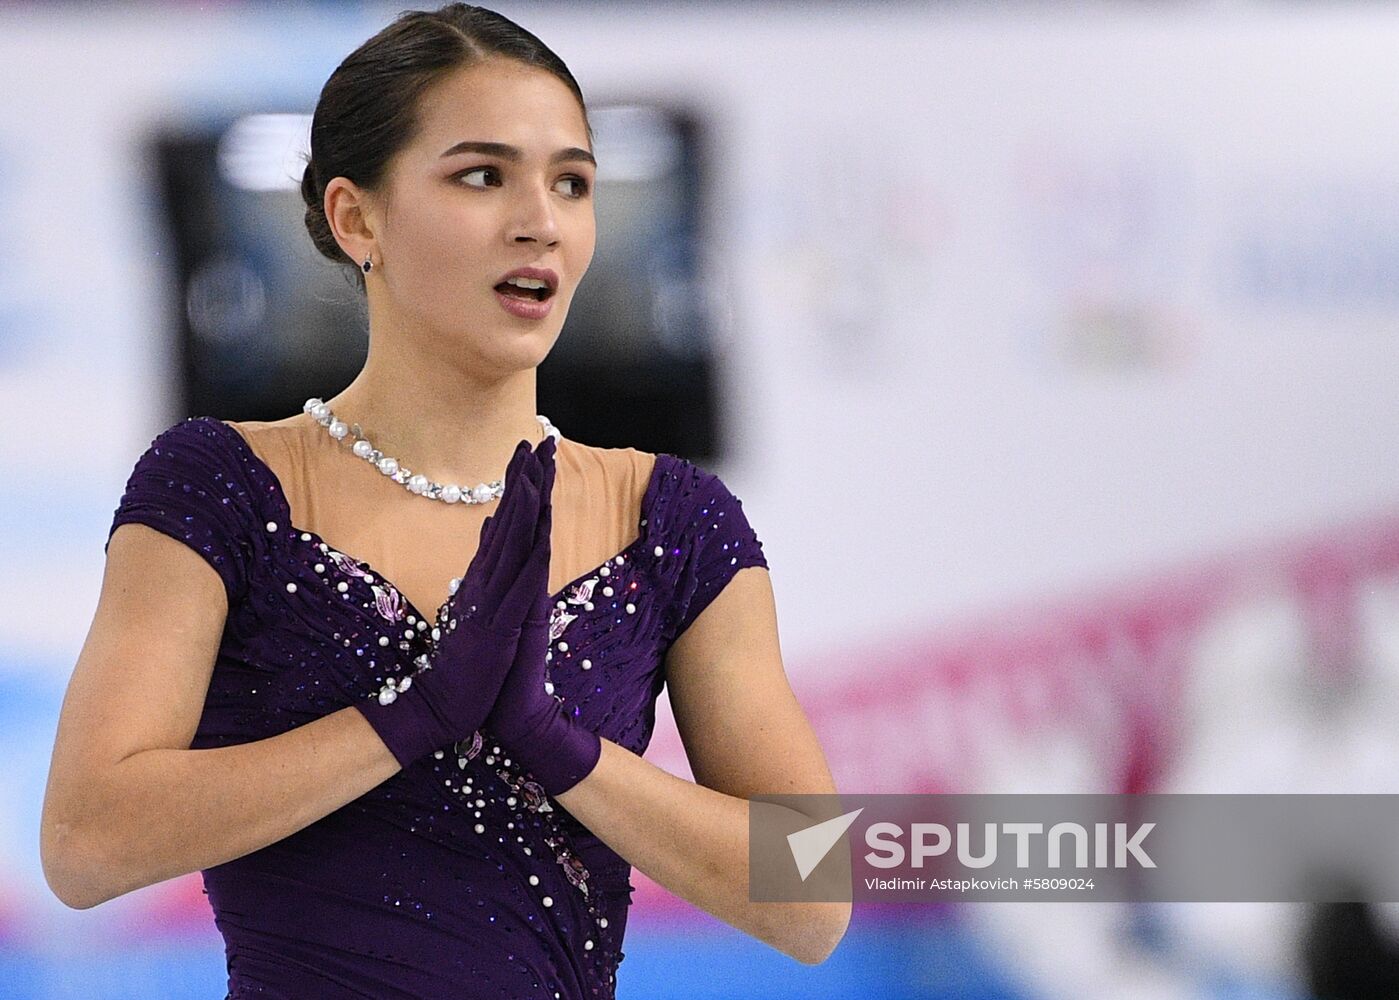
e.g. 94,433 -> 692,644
493,285 -> 555,320
493,266 -> 558,302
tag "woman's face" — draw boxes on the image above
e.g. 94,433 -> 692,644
367,57 -> 597,377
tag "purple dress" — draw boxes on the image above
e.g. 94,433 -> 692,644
105,416 -> 767,999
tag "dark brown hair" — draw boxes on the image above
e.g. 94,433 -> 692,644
299,3 -> 592,293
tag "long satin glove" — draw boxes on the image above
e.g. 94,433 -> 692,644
354,438 -> 549,770
483,436 -> 603,797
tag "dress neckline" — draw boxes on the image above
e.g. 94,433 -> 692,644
204,416 -> 669,629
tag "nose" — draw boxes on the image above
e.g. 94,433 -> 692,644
507,180 -> 561,248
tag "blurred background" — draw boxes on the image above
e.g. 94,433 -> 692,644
6,0 -> 1399,997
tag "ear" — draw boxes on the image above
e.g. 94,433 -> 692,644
325,175 -> 380,267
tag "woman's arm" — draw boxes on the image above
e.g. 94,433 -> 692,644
47,706 -> 401,910
41,522 -> 403,910
556,566 -> 850,966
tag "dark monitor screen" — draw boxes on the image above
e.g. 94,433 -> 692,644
151,102 -> 720,461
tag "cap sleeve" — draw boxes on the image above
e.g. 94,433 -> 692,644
105,418 -> 254,608
666,462 -> 768,642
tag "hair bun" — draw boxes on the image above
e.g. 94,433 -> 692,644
299,157 -> 349,269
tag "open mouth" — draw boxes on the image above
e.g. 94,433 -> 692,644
494,281 -> 555,302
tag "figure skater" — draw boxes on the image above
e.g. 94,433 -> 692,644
40,5 -> 847,996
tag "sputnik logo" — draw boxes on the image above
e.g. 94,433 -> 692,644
787,808 -> 864,881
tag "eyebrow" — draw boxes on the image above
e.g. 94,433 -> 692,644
439,140 -> 596,167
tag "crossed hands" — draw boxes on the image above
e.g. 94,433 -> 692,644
354,436 -> 602,796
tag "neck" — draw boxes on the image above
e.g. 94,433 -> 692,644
322,355 -> 548,489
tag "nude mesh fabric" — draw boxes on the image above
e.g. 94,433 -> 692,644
224,414 -> 657,621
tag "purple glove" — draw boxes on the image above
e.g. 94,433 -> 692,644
483,435 -> 603,796
354,438 -> 551,770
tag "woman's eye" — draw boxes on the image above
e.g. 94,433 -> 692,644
456,166 -> 500,188
556,176 -> 591,198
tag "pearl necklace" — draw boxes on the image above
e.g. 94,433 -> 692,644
302,396 -> 561,506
